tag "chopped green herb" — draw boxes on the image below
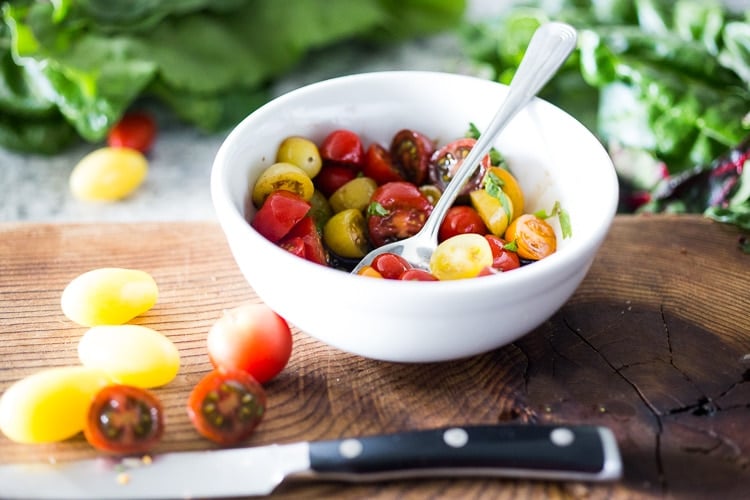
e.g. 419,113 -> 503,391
367,201 -> 389,217
534,201 -> 573,239
503,240 -> 518,252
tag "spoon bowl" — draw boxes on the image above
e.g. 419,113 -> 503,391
351,22 -> 578,274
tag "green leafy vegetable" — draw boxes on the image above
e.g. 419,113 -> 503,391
534,201 -> 572,239
0,0 -> 467,153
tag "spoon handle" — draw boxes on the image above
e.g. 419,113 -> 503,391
419,22 -> 578,241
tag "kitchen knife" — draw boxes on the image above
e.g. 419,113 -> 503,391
0,424 -> 622,499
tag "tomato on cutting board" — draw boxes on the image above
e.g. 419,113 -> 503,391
187,369 -> 267,445
84,384 -> 164,454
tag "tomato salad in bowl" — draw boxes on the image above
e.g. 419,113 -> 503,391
248,125 -> 570,281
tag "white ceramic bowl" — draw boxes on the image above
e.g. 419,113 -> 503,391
211,71 -> 618,363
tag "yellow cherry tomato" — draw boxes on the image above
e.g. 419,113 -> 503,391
61,267 -> 159,327
276,136 -> 322,178
69,147 -> 148,201
329,177 -> 378,213
0,366 -> 111,444
323,208 -> 369,259
77,325 -> 180,388
469,188 -> 514,237
504,213 -> 557,260
429,233 -> 493,280
487,166 -> 524,218
251,162 -> 315,207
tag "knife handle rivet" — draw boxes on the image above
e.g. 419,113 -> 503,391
550,427 -> 575,447
443,427 -> 469,448
339,438 -> 364,459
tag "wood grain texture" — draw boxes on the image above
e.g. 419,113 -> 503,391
1,215 -> 748,499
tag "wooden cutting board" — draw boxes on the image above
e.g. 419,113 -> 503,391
1,215 -> 749,499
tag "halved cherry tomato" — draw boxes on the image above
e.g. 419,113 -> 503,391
363,143 -> 405,185
314,164 -> 357,198
187,369 -> 266,445
371,253 -> 411,279
390,129 -> 434,185
429,138 -> 491,196
485,235 -> 521,272
399,269 -> 438,281
279,237 -> 305,258
107,112 -> 156,153
319,129 -> 364,169
504,214 -> 557,260
357,265 -> 384,278
84,384 -> 164,454
429,233 -> 493,281
438,205 -> 487,243
367,181 -> 433,248
279,216 -> 327,266
251,190 -> 310,243
206,303 -> 293,384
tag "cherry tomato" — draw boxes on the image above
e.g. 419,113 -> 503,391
251,190 -> 311,243
356,265 -> 384,278
504,214 -> 557,260
314,164 -> 357,198
362,143 -> 405,185
107,112 -> 156,153
187,369 -> 266,445
429,233 -> 493,281
367,181 -> 433,248
279,216 -> 327,266
279,236 -> 305,259
438,205 -> 487,243
390,129 -> 434,185
399,269 -> 438,281
206,302 -> 293,384
371,253 -> 411,279
319,129 -> 364,169
84,385 -> 164,454
485,235 -> 521,272
429,138 -> 491,196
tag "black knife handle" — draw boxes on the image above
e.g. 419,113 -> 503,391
307,425 -> 621,482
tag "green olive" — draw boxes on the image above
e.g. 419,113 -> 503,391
251,162 -> 314,207
323,208 -> 369,258
276,136 -> 322,178
309,189 -> 333,232
329,177 -> 377,213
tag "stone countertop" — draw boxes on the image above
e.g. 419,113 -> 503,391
1,1 -> 505,223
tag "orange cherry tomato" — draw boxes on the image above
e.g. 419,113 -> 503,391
504,214 -> 557,260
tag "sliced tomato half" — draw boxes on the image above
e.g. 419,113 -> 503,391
279,216 -> 328,265
367,181 -> 433,248
251,190 -> 311,243
362,143 -> 405,185
390,129 -> 434,185
429,138 -> 491,197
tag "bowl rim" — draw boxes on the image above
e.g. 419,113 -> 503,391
210,70 -> 619,294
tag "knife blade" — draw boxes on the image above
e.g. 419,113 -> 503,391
0,424 -> 622,499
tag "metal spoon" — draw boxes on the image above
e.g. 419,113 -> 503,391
351,22 -> 578,275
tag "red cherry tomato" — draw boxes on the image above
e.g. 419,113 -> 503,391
279,216 -> 327,266
187,369 -> 266,445
371,253 -> 411,279
485,235 -> 521,272
84,384 -> 164,454
367,181 -> 433,248
399,268 -> 438,281
362,143 -> 405,185
107,112 -> 157,153
438,205 -> 488,243
390,129 -> 434,185
251,190 -> 311,243
314,164 -> 357,197
206,302 -> 293,384
319,129 -> 364,169
429,138 -> 491,196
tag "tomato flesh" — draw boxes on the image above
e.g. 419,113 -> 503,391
319,129 -> 364,169
84,385 -> 164,454
429,138 -> 490,196
390,129 -> 433,185
187,369 -> 266,445
251,190 -> 310,243
279,216 -> 327,266
367,181 -> 433,248
107,112 -> 156,153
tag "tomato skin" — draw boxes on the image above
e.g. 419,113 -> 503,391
390,129 -> 434,185
279,216 -> 328,266
206,303 -> 293,384
429,138 -> 490,196
319,129 -> 364,169
399,269 -> 438,281
187,369 -> 266,445
251,190 -> 311,243
367,181 -> 433,248
314,164 -> 358,198
107,112 -> 156,153
362,143 -> 405,185
485,235 -> 521,272
438,205 -> 487,243
84,384 -> 164,454
371,253 -> 411,279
